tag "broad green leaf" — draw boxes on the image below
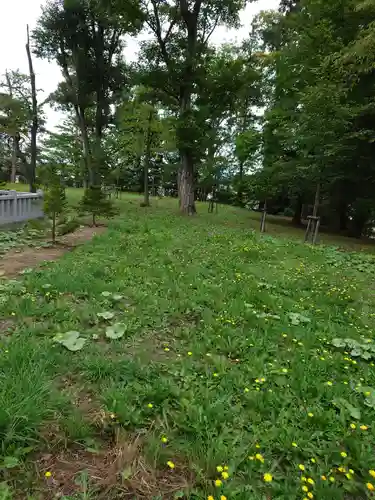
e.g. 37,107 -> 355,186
2,456 -> 19,469
97,311 -> 115,320
101,291 -> 112,297
332,338 -> 346,348
333,398 -> 361,420
106,323 -> 126,339
112,294 -> 123,301
54,331 -> 86,351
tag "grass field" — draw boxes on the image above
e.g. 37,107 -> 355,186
1,193 -> 375,499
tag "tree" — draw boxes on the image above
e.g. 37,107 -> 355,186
140,0 -> 254,214
33,0 -> 143,185
43,172 -> 67,242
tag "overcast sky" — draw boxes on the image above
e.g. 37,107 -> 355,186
0,0 -> 279,130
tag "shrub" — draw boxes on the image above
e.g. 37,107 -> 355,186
78,186 -> 118,226
44,181 -> 67,243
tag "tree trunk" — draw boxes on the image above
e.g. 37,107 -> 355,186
52,213 -> 56,243
312,182 -> 320,217
26,25 -> 38,193
179,148 -> 196,215
292,196 -> 303,225
11,138 -> 17,183
143,110 -> 153,206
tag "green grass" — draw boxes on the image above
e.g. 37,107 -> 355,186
1,194 -> 375,499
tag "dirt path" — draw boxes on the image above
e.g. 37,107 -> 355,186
0,226 -> 106,278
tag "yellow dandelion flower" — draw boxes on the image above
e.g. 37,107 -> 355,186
164,347 -> 170,352
350,423 -> 356,429
321,475 -> 327,481
216,465 -> 223,472
244,387 -> 249,393
367,482 -> 375,491
346,473 -> 353,480
282,368 -> 288,373
249,456 -> 254,460
301,476 -> 307,482
255,453 -> 264,463
308,412 -> 314,418
221,471 -> 229,480
187,351 -> 192,356
214,479 -> 223,487
263,473 -> 273,482
340,451 -> 347,458
167,461 -> 175,469
326,381 -> 333,386
299,464 -> 305,471
292,442 -> 298,447
360,425 -> 368,431
223,466 -> 229,471
220,496 -> 227,500
208,496 -> 214,500
369,470 -> 375,478
302,485 -> 308,492
161,436 -> 168,443
365,391 -> 371,397
45,471 -> 52,478
310,458 -> 316,464
213,373 -> 219,377
255,444 -> 261,449
329,476 -> 335,482
307,493 -> 313,499
147,403 -> 153,408
307,478 -> 314,485
349,469 -> 354,474
338,467 -> 346,473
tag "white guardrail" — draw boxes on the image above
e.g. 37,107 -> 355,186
0,190 -> 44,226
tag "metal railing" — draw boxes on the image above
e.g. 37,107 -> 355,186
0,190 -> 44,226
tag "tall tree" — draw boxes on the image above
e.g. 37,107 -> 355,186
140,0 -> 253,214
33,0 -> 143,185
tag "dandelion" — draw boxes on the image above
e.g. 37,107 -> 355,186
161,436 -> 168,443
301,476 -> 307,482
367,483 -> 375,491
213,373 -> 219,377
223,466 -> 229,471
365,391 -> 371,397
346,473 -> 353,480
147,403 -> 153,408
308,412 -> 314,418
221,471 -> 229,480
214,479 -> 223,487
255,453 -> 264,463
164,347 -> 170,352
208,496 -> 214,500
326,381 -> 333,386
292,442 -> 298,448
302,486 -> 308,492
167,461 -> 175,469
340,451 -> 347,458
216,466 -> 223,472
255,444 -> 261,449
338,467 -> 346,473
263,473 -> 273,482
299,464 -> 305,471
307,493 -> 313,499
282,368 -> 288,373
244,387 -> 250,393
369,470 -> 375,478
310,458 -> 316,464
220,496 -> 227,500
350,423 -> 356,429
282,334 -> 287,338
187,351 -> 192,356
45,471 -> 52,478
329,476 -> 335,482
249,456 -> 254,460
307,478 -> 314,485
360,425 -> 368,431
321,475 -> 327,481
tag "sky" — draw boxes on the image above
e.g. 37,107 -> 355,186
0,0 -> 279,131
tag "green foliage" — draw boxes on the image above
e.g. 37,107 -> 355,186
105,323 -> 127,339
78,186 -> 118,226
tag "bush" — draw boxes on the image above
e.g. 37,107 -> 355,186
78,186 -> 118,226
58,217 -> 81,236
